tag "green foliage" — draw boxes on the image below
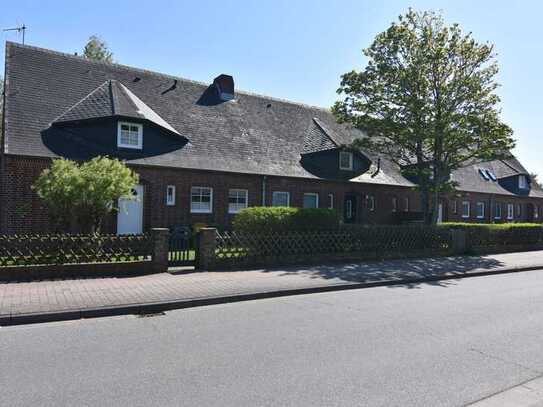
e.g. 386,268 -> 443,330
439,222 -> 542,229
333,9 -> 515,224
232,207 -> 339,233
83,35 -> 113,62
440,222 -> 543,248
33,157 -> 138,232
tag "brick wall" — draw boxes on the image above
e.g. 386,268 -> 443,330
1,154 -> 541,235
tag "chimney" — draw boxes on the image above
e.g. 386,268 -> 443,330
213,74 -> 235,101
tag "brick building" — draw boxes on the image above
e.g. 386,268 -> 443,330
1,42 -> 542,234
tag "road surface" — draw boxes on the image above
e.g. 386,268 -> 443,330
3,270 -> 543,406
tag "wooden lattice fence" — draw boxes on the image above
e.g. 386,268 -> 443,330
214,226 -> 453,268
0,233 -> 153,267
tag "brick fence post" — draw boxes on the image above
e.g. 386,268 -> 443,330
451,229 -> 467,255
151,228 -> 170,273
196,227 -> 217,270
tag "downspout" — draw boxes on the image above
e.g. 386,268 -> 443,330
261,176 -> 267,206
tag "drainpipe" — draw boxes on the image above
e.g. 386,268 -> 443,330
261,176 -> 267,206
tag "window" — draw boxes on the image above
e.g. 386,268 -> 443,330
535,206 -> 540,219
476,202 -> 485,219
392,197 -> 398,212
368,195 -> 375,211
272,191 -> 290,207
328,194 -> 334,209
507,203 -> 514,220
404,197 -> 409,212
166,185 -> 176,206
190,187 -> 213,213
519,175 -> 528,189
516,203 -> 522,218
117,122 -> 142,149
339,151 -> 353,171
228,189 -> 248,214
462,201 -> 470,218
303,193 -> 319,209
452,200 -> 458,214
494,203 -> 502,219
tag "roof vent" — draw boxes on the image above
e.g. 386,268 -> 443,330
213,74 -> 235,101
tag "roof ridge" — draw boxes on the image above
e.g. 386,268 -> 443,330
6,41 -> 332,113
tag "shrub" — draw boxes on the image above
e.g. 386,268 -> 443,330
232,207 -> 339,233
439,222 -> 543,247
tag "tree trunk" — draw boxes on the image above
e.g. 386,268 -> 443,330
420,189 -> 431,224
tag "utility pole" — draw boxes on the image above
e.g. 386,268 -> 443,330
3,24 -> 26,44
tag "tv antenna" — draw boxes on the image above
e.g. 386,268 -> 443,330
3,24 -> 26,44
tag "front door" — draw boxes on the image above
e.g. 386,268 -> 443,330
117,185 -> 143,235
344,195 -> 357,224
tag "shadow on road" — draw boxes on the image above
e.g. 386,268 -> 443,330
255,256 -> 507,289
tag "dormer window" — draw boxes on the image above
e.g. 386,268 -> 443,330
519,175 -> 528,189
339,151 -> 353,171
118,122 -> 143,149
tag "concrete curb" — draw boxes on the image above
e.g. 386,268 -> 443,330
2,264 -> 543,327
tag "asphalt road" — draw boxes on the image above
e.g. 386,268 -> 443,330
3,270 -> 543,407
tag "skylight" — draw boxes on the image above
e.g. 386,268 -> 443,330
485,169 -> 497,181
478,168 -> 490,180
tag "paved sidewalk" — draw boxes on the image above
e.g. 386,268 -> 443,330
1,250 -> 543,325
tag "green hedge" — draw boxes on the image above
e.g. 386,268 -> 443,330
439,222 -> 543,247
232,207 -> 339,233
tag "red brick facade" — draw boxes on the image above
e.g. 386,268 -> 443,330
0,154 -> 541,235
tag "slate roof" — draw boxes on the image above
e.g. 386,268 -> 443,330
3,41 -> 542,198
53,80 -> 181,135
452,158 -> 543,198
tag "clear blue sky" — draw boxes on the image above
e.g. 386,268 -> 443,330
2,0 -> 542,176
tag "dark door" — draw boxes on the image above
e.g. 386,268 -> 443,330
344,195 -> 357,223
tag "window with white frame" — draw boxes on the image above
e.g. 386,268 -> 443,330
272,191 -> 290,207
190,186 -> 213,213
494,202 -> 502,219
462,201 -> 470,218
303,193 -> 319,209
166,185 -> 176,206
507,203 -> 514,220
404,197 -> 409,212
535,206 -> 540,219
476,202 -> 485,219
117,122 -> 143,149
452,200 -> 457,214
328,194 -> 334,209
228,189 -> 248,214
519,175 -> 528,189
368,195 -> 375,211
516,203 -> 522,218
392,197 -> 397,212
339,151 -> 353,171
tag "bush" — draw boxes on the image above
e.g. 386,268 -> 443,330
439,222 -> 543,247
232,207 -> 339,233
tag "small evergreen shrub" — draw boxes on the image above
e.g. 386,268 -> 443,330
232,207 -> 339,233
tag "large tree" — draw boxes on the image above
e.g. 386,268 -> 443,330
333,10 -> 515,223
83,35 -> 113,62
33,157 -> 138,233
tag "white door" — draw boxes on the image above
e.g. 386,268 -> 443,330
437,203 -> 443,223
117,185 -> 143,235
